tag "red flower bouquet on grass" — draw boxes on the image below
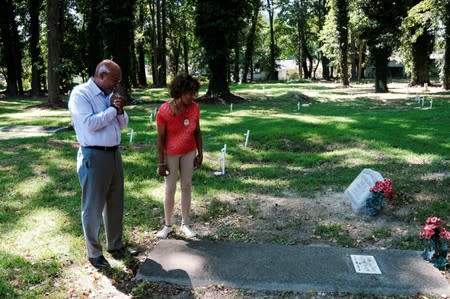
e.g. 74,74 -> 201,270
366,178 -> 395,216
419,216 -> 450,270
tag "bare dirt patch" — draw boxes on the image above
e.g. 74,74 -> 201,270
193,191 -> 417,249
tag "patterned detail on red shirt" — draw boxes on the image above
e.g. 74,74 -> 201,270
156,101 -> 200,155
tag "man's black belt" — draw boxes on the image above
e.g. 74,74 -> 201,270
84,145 -> 118,151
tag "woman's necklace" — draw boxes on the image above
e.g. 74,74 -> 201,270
175,99 -> 190,127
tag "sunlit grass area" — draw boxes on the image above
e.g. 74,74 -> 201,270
0,81 -> 449,297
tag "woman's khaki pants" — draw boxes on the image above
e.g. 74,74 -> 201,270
164,150 -> 196,226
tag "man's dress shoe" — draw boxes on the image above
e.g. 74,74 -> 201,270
88,255 -> 110,269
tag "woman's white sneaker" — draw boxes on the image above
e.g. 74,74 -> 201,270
181,224 -> 197,238
156,225 -> 172,239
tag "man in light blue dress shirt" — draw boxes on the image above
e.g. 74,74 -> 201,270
69,60 -> 129,269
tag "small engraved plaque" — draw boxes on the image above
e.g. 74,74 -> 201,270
350,255 -> 382,274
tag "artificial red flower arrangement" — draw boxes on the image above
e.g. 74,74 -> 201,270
419,216 -> 450,270
366,178 -> 395,216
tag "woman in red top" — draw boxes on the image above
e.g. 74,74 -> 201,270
156,74 -> 203,238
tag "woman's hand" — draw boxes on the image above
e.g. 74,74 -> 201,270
194,154 -> 203,169
157,164 -> 169,176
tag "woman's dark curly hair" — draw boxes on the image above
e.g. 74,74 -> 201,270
168,74 -> 200,99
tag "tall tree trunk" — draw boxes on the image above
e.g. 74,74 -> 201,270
357,43 -> 365,80
86,1 -> 103,76
410,32 -> 431,86
150,0 -> 167,87
47,0 -> 63,104
195,0 -> 247,103
250,56 -> 254,81
137,2 -> 147,86
159,0 -> 167,86
182,36 -> 189,74
267,0 -> 277,81
137,42 -> 147,86
242,0 -> 260,83
149,1 -> 159,86
101,0 -> 136,99
0,0 -> 23,96
207,53 -> 230,99
156,0 -> 162,83
350,35 -> 357,81
0,0 -> 18,96
316,0 -> 328,80
372,47 -> 389,93
168,40 -> 180,77
442,0 -> 450,89
297,19 -> 306,79
29,0 -> 43,97
233,45 -> 240,83
130,41 -> 138,88
322,55 -> 330,80
336,0 -> 349,86
153,0 -> 167,87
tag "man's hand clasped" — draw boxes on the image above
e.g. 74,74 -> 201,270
110,93 -> 125,115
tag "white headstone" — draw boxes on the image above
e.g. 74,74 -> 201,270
344,168 -> 383,213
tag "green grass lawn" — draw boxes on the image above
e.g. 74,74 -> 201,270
0,81 -> 449,297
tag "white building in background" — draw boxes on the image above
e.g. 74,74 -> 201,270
276,59 -> 299,81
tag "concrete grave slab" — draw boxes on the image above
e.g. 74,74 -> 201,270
137,239 -> 450,296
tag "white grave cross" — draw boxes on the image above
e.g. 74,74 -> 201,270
214,144 -> 227,176
149,112 -> 153,123
127,129 -> 135,144
244,130 -> 250,147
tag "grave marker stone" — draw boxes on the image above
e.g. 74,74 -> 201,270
350,255 -> 382,274
344,168 -> 383,213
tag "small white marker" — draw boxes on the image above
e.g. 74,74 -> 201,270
244,130 -> 250,147
127,129 -> 135,144
214,144 -> 227,176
